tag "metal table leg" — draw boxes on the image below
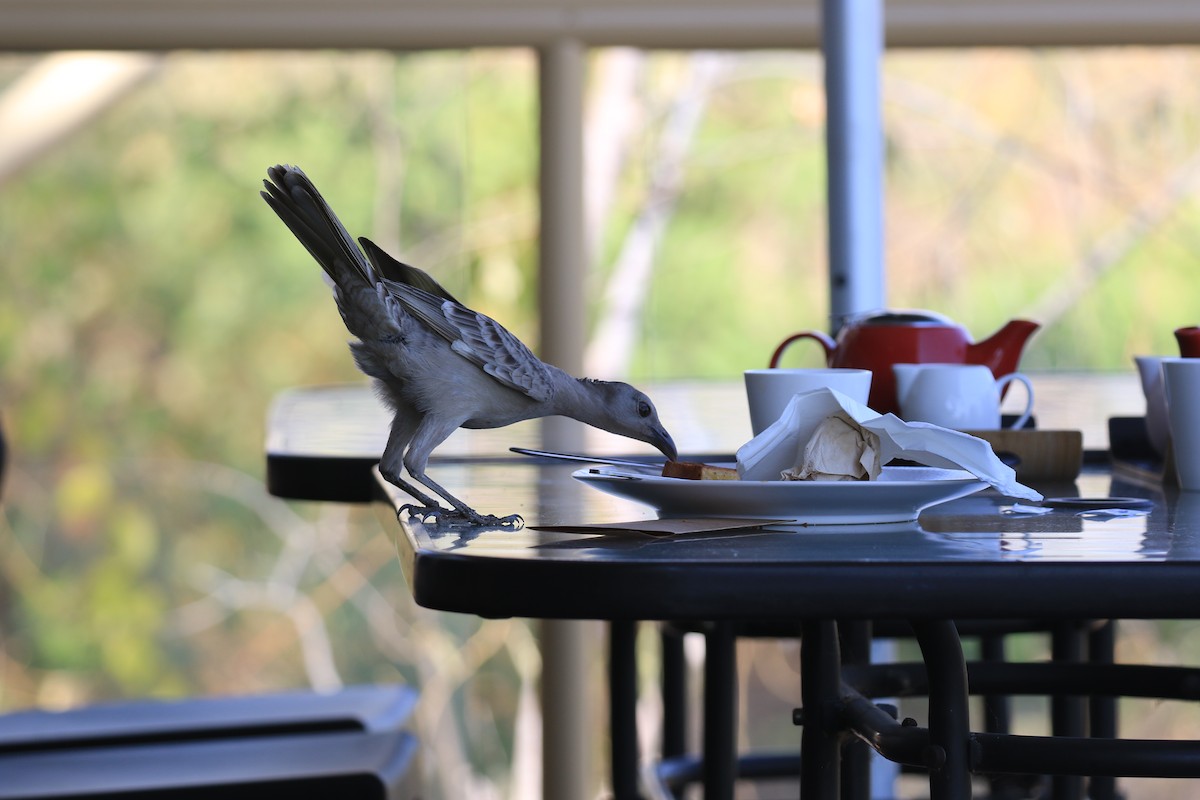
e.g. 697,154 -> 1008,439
703,621 -> 737,800
1088,620 -> 1118,800
610,620 -> 640,800
911,620 -> 972,800
979,631 -> 1036,799
800,620 -> 841,800
661,625 -> 688,761
1052,621 -> 1088,800
980,633 -> 1010,737
838,622 -> 873,800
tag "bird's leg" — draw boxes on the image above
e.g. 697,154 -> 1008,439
379,410 -> 453,519
408,469 -> 523,529
381,469 -> 444,510
401,417 -> 523,529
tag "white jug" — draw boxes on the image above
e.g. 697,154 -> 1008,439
893,363 -> 1033,430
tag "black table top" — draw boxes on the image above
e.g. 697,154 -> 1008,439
265,383 -> 1200,624
379,458 -> 1200,624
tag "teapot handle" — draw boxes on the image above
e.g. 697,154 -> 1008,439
769,331 -> 836,368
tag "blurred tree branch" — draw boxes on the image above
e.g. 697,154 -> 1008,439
0,52 -> 161,185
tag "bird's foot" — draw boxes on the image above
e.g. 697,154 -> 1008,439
400,504 -> 524,530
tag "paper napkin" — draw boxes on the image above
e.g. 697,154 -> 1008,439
736,388 -> 1043,502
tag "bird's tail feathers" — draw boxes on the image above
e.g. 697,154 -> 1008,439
263,165 -> 408,342
261,164 -> 378,291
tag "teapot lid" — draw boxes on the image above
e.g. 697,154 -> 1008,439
845,309 -> 955,327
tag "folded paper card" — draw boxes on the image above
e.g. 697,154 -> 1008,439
736,388 -> 1043,502
530,517 -> 789,537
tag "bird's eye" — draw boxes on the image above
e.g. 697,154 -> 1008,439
637,401 -> 652,418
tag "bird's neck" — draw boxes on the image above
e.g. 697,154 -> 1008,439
550,373 -> 610,426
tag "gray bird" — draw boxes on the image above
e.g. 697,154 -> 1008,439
261,164 -> 677,528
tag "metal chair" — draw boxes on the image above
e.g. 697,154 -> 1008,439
0,685 -> 421,799
0,417 -> 421,799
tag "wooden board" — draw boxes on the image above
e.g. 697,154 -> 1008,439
963,429 -> 1084,482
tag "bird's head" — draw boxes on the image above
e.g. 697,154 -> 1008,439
586,380 -> 677,462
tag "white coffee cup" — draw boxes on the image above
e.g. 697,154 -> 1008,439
744,368 -> 872,435
1162,358 -> 1200,491
893,363 -> 1034,430
1135,355 -> 1170,457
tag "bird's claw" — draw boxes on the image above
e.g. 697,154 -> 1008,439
400,504 -> 524,530
479,513 -> 524,530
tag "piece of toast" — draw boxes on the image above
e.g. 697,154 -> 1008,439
661,461 -> 740,481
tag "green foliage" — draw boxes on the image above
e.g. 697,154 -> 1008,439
0,52 -> 547,797
3,46 -> 1200,796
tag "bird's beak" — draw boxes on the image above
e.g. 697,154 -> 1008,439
651,426 -> 678,462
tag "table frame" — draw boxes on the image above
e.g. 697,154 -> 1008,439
379,462 -> 1200,799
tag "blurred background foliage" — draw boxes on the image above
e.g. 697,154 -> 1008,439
1,46 -> 1200,798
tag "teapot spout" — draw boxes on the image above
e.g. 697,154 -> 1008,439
968,319 -> 1040,374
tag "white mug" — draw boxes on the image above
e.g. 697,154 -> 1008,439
744,368 -> 872,435
893,363 -> 1034,430
1163,358 -> 1200,491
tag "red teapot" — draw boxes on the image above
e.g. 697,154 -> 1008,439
769,310 -> 1040,414
1176,326 -> 1200,357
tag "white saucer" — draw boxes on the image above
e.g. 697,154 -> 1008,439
572,465 -> 986,525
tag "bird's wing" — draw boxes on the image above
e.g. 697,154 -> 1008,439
360,237 -> 460,304
392,283 -> 556,402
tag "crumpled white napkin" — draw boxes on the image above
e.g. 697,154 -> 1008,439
736,388 -> 1043,502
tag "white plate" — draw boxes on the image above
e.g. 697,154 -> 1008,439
572,465 -> 986,525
